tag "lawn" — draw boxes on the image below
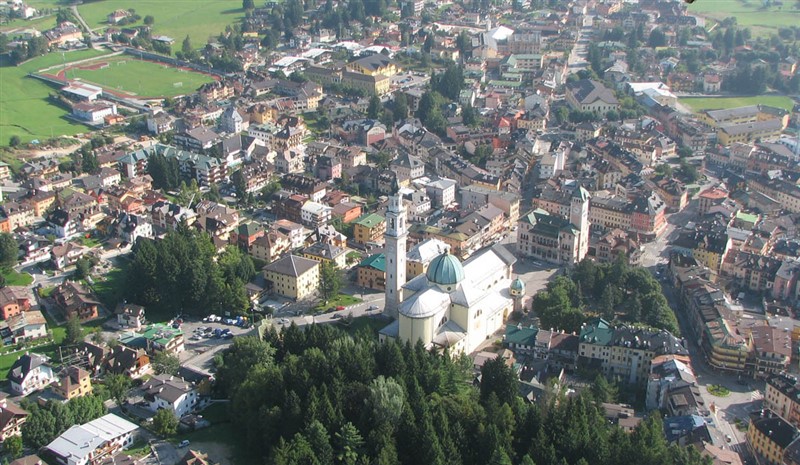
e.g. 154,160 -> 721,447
92,259 -> 130,310
338,315 -> 391,337
707,384 -> 731,397
1,269 -> 33,286
687,0 -> 800,36
312,293 -> 363,312
0,48 -> 110,145
680,95 -> 795,113
77,0 -> 244,51
64,56 -> 215,98
0,14 -> 57,34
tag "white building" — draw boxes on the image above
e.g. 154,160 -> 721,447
300,201 -> 332,228
6,353 -> 56,396
72,102 -> 117,124
141,374 -> 199,418
45,414 -> 139,465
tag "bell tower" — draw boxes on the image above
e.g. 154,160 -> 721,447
384,195 -> 407,318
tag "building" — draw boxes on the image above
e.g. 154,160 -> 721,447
747,410 -> 798,465
353,213 -> 386,245
346,54 -> 398,77
578,318 -> 688,384
72,102 -> 117,124
383,195 -> 408,318
262,255 -> 320,301
6,353 -> 56,396
300,201 -> 332,228
52,366 -> 93,400
565,79 -> 620,114
0,397 -> 28,442
115,304 -> 145,330
2,310 -> 48,344
357,253 -> 386,291
44,414 -> 139,465
301,242 -> 347,269
379,243 -> 518,355
765,374 -> 800,428
0,287 -> 31,321
517,186 -> 590,266
406,238 -> 451,279
52,282 -> 101,321
141,374 -> 199,417
119,324 -> 185,355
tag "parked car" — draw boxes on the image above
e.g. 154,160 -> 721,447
178,440 -> 190,448
336,306 -> 345,311
367,305 -> 378,311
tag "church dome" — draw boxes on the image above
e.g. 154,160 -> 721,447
426,253 -> 465,286
510,277 -> 525,294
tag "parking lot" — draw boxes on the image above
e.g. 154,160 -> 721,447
177,317 -> 256,373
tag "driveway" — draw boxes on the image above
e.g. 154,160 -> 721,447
151,440 -> 181,465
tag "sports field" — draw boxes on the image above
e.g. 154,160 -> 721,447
687,0 -> 800,36
0,48 -> 109,145
680,95 -> 796,112
77,0 -> 244,52
58,56 -> 215,97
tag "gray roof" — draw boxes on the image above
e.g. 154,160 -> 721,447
263,254 -> 319,277
46,414 -> 138,462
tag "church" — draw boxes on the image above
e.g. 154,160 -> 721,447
379,195 -> 524,354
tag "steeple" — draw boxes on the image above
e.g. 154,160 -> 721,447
384,194 -> 408,318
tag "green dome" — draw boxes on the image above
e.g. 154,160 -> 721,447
426,253 -> 465,286
510,278 -> 525,293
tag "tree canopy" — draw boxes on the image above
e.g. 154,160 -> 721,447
126,227 -> 255,316
532,257 -> 679,335
211,323 -> 706,465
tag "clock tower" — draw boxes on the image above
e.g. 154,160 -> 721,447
384,195 -> 407,318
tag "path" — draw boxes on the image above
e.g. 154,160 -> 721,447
70,4 -> 93,35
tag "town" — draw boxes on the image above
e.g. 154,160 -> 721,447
0,0 -> 799,463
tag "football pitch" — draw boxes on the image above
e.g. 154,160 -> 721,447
60,56 -> 216,98
680,96 -> 796,113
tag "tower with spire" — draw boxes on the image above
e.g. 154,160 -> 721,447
384,194 -> 408,318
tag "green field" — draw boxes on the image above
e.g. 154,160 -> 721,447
77,0 -> 244,52
680,95 -> 796,112
65,56 -> 215,97
687,0 -> 800,35
0,48 -> 109,145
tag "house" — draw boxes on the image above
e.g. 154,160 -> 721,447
231,222 -> 264,251
115,303 -> 145,330
2,310 -> 48,344
262,255 -> 320,301
50,242 -> 87,270
300,201 -> 332,228
103,346 -> 150,379
353,213 -> 386,245
0,396 -> 28,442
219,106 -> 248,134
52,366 -> 93,400
107,9 -> 130,24
0,286 -> 31,321
44,414 -> 139,465
141,374 -> 199,417
52,282 -> 101,321
7,353 -> 56,396
249,232 -> 291,263
301,242 -> 347,268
